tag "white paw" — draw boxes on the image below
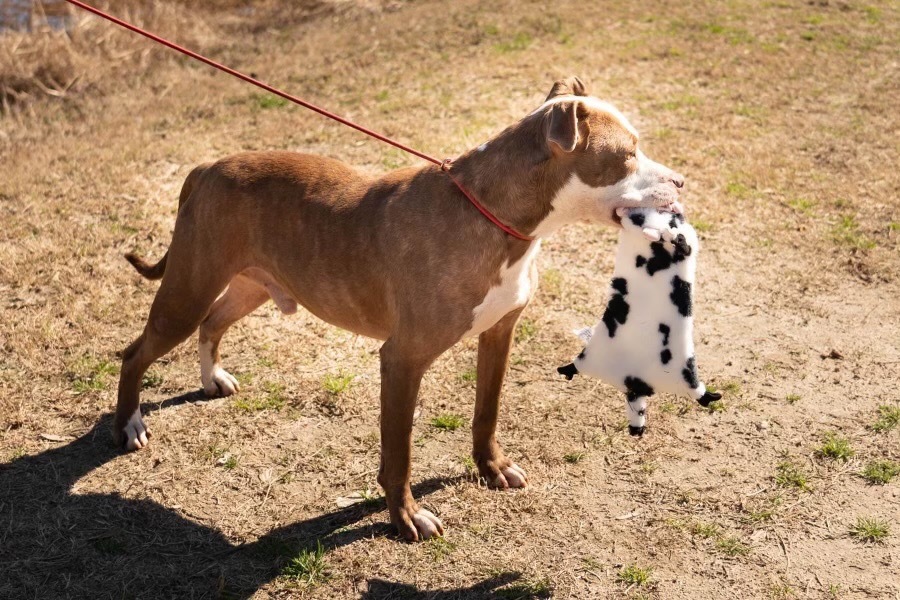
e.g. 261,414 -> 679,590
411,508 -> 444,541
203,367 -> 240,397
124,410 -> 151,451
493,463 -> 528,489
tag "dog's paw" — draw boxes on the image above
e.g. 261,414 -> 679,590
393,506 -> 444,542
203,367 -> 240,398
493,463 -> 528,489
120,410 -> 151,451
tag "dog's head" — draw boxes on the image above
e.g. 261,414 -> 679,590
531,77 -> 685,233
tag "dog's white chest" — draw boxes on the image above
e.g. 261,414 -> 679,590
464,241 -> 541,338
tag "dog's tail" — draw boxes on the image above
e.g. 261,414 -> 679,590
123,164 -> 208,282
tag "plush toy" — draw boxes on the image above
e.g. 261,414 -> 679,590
557,207 -> 720,436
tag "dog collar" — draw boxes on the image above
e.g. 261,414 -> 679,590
441,160 -> 535,242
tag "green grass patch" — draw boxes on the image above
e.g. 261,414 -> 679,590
706,400 -> 726,413
515,318 -> 537,342
563,451 -> 585,464
770,581 -> 796,599
71,357 -> 117,394
323,372 -> 354,395
817,431 -> 854,461
872,404 -> 900,433
661,94 -> 700,111
253,93 -> 288,109
431,414 -> 465,431
849,516 -> 890,544
493,31 -> 532,52
617,564 -> 652,587
234,382 -> 286,412
785,393 -> 801,404
282,541 -> 329,585
460,455 -> 477,476
690,522 -> 721,539
725,181 -> 752,199
787,198 -> 815,214
710,380 -> 741,395
425,536 -> 456,561
715,536 -> 750,557
831,215 -> 876,250
459,368 -> 477,383
775,461 -> 810,491
496,577 -> 552,599
541,268 -> 563,298
692,219 -> 713,233
861,460 -> 900,485
141,371 -> 163,389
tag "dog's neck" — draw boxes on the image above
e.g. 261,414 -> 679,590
449,112 -> 574,239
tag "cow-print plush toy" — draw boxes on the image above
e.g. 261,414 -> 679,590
557,207 -> 721,436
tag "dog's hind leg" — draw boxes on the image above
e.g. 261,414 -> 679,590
472,308 -> 528,489
198,274 -> 270,397
114,266 -> 231,451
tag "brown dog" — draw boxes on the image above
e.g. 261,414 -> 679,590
116,77 -> 684,541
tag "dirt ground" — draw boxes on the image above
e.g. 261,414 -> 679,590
1,1 -> 898,598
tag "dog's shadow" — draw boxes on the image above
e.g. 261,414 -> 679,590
0,393 -> 545,599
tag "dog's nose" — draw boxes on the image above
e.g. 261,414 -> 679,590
671,173 -> 685,189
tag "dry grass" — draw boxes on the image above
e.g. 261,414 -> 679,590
2,0 -> 899,598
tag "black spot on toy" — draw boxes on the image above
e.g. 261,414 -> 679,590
602,293 -> 630,337
668,213 -> 685,229
660,349 -> 672,364
628,425 -> 645,437
682,356 -> 699,389
577,349 -> 586,360
697,390 -> 722,407
658,323 -> 670,346
670,275 -> 692,317
611,277 -> 628,295
635,238 -> 692,277
629,212 -> 645,227
624,376 -> 654,401
557,363 -> 579,380
672,234 -> 692,261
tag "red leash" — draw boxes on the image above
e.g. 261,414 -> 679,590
63,0 -> 534,242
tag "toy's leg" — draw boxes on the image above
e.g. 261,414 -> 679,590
626,394 -> 650,436
695,382 -> 721,407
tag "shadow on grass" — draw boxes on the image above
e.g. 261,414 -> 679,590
363,572 -> 552,599
0,395 -> 536,599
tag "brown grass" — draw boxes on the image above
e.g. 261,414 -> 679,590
1,0 -> 899,598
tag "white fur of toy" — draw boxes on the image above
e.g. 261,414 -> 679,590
557,207 -> 719,435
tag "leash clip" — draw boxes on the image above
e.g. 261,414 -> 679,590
439,158 -> 454,171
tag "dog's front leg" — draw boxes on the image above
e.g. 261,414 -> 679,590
377,338 -> 444,541
472,309 -> 528,489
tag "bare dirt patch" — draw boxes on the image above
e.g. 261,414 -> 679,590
1,1 -> 898,598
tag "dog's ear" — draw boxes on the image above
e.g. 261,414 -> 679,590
546,100 -> 581,153
545,76 -> 588,101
